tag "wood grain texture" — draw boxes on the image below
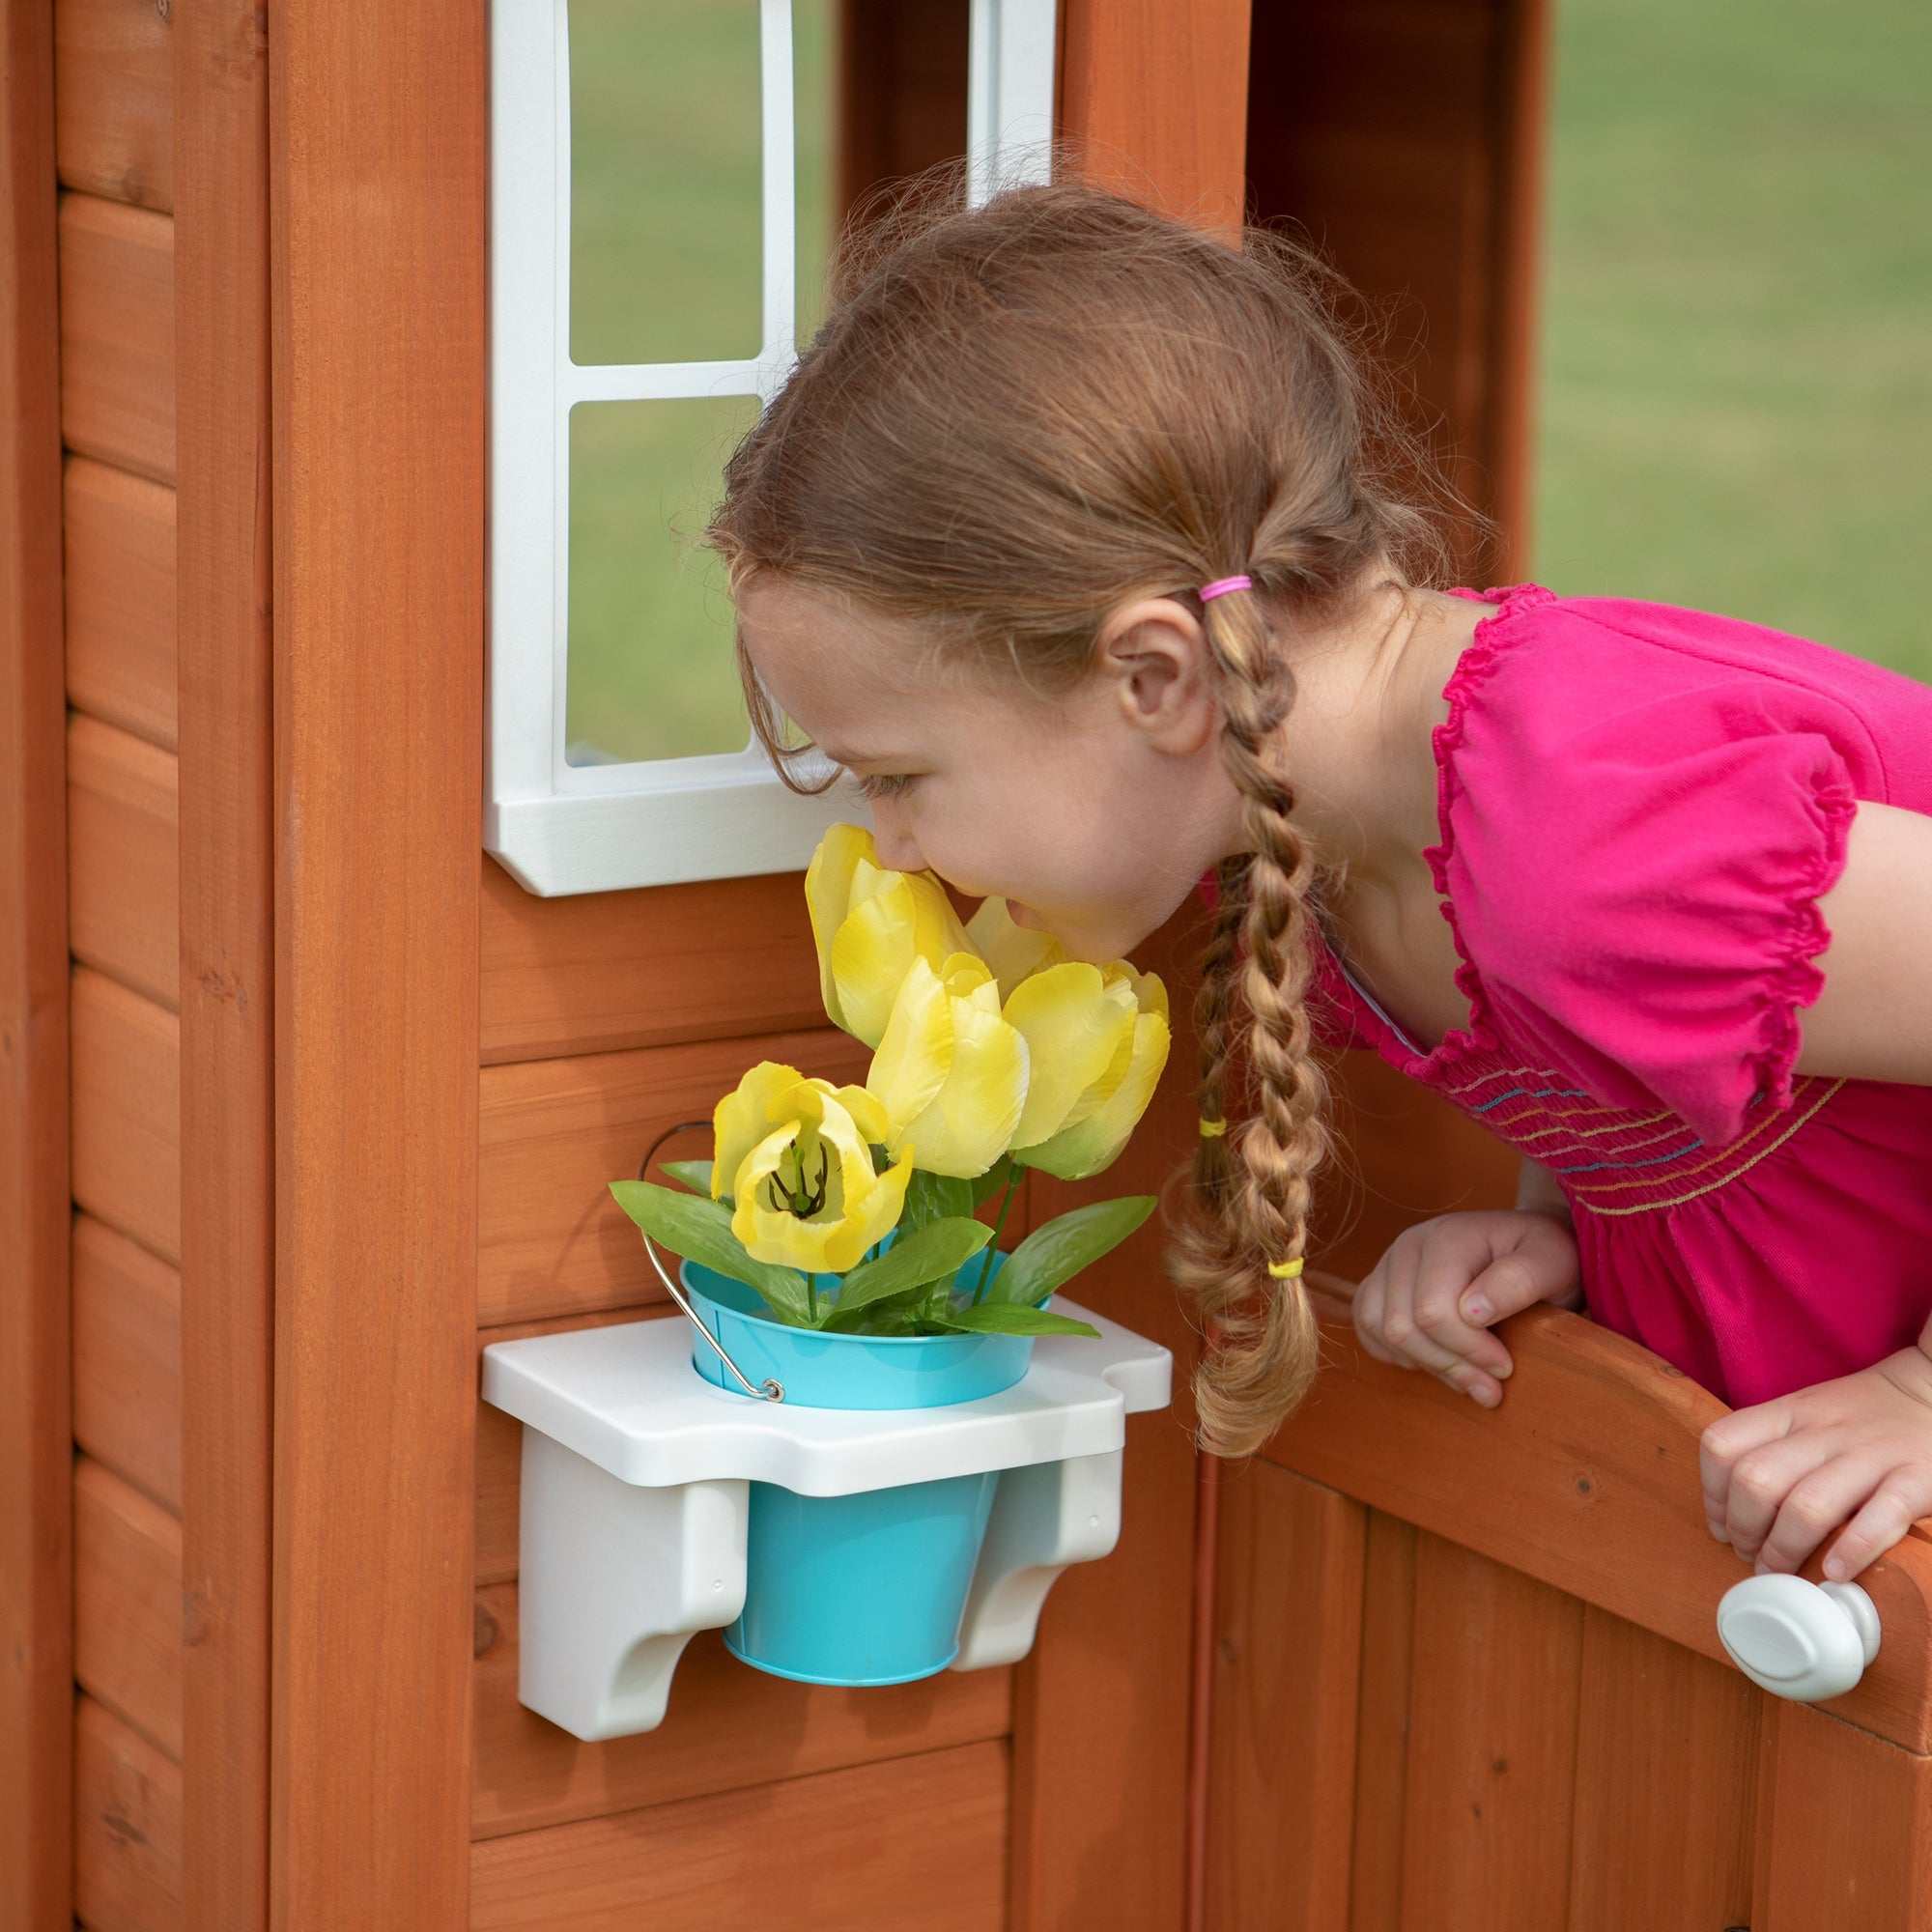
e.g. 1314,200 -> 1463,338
71,964 -> 180,1264
1009,908 -> 1206,1932
1754,1702 -> 1932,1929
55,0 -> 173,214
469,1742 -> 1010,1931
57,190 -> 173,484
1268,1293 -> 1932,1754
74,1455 -> 183,1762
268,0 -> 484,1915
76,1694 -> 185,1932
472,1585 -> 1013,1841
477,1026 -> 867,1327
73,1212 -> 182,1513
64,454 -> 176,748
175,3 -> 275,1922
480,861 -> 828,1065
836,0 -> 967,222
1207,1462 -> 1366,1931
1565,1605 -> 1757,1932
1058,0 -> 1252,234
0,1 -> 73,1918
68,711 -> 178,1009
1349,1513 -> 1419,1932
1397,1534 -> 1582,1932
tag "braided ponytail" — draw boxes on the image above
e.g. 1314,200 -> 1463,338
709,176 -> 1463,1460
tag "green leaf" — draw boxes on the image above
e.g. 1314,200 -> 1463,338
901,1169 -> 976,1232
831,1217 -> 991,1319
990,1197 -> 1156,1306
660,1158 -> 716,1199
607,1180 -> 814,1327
971,1155 -> 1017,1209
932,1302 -> 1101,1339
819,1286 -> 924,1333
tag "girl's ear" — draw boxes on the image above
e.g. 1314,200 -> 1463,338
1096,596 -> 1219,755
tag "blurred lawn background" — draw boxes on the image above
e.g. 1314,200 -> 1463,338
1534,0 -> 1932,682
565,0 -> 1931,766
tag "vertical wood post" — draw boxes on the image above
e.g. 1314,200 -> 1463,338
267,0 -> 485,1920
0,4 -> 71,1925
178,2 -> 275,1924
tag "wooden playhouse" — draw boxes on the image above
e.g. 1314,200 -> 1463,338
4,0 -> 1930,1926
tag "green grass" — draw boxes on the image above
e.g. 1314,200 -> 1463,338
1534,0 -> 1932,682
562,0 -> 836,764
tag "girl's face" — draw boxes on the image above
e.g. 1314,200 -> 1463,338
739,578 -> 1244,961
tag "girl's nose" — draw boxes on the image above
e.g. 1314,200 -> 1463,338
869,808 -> 926,874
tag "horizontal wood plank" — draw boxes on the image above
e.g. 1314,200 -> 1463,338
473,1584 -> 1013,1840
68,710 -> 177,1009
64,454 -> 175,748
75,1693 -> 184,1932
74,1455 -> 182,1760
72,1212 -> 181,1514
477,1026 -> 867,1327
57,191 -> 172,484
1269,1294 -> 1932,1753
71,965 -> 179,1264
470,1740 -> 1010,1931
54,0 -> 173,213
480,861 -> 826,1065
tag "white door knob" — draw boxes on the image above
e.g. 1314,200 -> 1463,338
1716,1574 -> 1881,1702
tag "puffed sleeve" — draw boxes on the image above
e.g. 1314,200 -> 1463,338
1437,643 -> 1861,1150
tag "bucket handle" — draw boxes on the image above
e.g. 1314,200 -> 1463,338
637,1122 -> 784,1405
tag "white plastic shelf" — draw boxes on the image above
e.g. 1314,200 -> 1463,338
481,1299 -> 1173,1740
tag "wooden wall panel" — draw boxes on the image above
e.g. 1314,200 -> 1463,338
477,1026 -> 867,1327
57,191 -> 174,485
480,862 -> 826,1065
1565,1605 -> 1757,1932
836,0 -> 968,221
0,0 -> 72,1917
270,0 -> 485,1912
55,0 -> 174,214
74,1455 -> 183,1761
473,1586 -> 1013,1841
1397,1535 -> 1581,1931
68,711 -> 178,1009
1207,1462 -> 1366,1931
76,1694 -> 185,1932
176,1 -> 275,1921
73,1212 -> 182,1513
64,454 -> 176,749
469,1742 -> 1010,1932
1349,1512 -> 1419,1932
71,964 -> 180,1264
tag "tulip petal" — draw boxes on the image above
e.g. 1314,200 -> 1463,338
894,986 -> 1030,1179
713,1061 -> 809,1200
1004,962 -> 1134,1148
867,955 -> 956,1142
1017,1009 -> 1171,1180
805,824 -> 873,1030
966,896 -> 1061,996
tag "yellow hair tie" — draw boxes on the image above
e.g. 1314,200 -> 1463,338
1198,1118 -> 1228,1138
1267,1257 -> 1305,1280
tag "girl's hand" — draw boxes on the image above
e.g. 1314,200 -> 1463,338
1350,1209 -> 1583,1408
1700,1347 -> 1932,1581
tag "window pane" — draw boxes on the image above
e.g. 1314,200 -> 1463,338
568,0 -> 763,366
565,396 -> 759,766
1536,0 -> 1932,683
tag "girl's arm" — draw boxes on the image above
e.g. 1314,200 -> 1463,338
1797,802 -> 1932,1083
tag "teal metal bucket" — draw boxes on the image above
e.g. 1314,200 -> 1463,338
681,1256 -> 1034,1686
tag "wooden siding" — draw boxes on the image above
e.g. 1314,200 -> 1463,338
68,711 -> 179,1009
76,1695 -> 185,1932
55,0 -> 173,215
58,191 -> 174,486
469,1744 -> 1011,1931
74,1455 -> 184,1763
64,455 -> 176,750
72,1212 -> 183,1514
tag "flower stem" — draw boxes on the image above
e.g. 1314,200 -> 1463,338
975,1165 -> 1018,1303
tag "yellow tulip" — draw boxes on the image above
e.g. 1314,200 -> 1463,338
712,1061 -> 912,1273
1010,963 -> 1171,1180
965,895 -> 1065,998
806,823 -> 975,1048
867,952 -> 1029,1179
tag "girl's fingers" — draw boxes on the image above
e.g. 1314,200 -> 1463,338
1699,1404 -> 1796,1531
1751,1457 -> 1890,1576
1822,1471 -> 1932,1581
1412,1248 -> 1515,1379
1715,1433 -> 1837,1564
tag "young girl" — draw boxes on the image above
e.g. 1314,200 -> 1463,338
708,181 -> 1932,1588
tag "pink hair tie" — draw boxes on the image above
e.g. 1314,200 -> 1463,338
1198,575 -> 1252,602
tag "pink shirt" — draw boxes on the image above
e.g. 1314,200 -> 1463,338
1313,583 -> 1932,1408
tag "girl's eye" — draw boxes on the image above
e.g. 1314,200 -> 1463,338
855,772 -> 914,801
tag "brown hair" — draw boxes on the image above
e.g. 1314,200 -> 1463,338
709,178 -> 1451,1457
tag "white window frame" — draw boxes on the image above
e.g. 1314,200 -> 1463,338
488,0 -> 1059,896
